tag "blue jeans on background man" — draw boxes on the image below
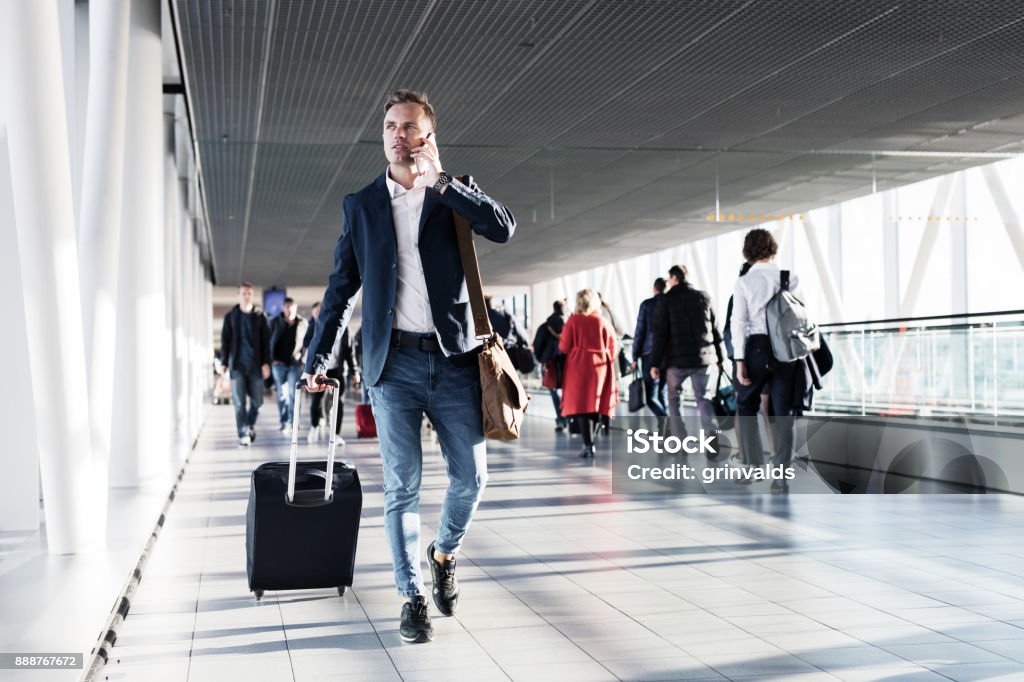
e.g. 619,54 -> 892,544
666,365 -> 717,435
230,367 -> 264,438
640,354 -> 667,417
548,388 -> 566,428
367,340 -> 487,597
272,363 -> 303,428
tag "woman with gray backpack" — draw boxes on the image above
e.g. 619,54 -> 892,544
730,228 -> 819,493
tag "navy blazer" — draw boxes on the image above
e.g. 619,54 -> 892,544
304,173 -> 516,386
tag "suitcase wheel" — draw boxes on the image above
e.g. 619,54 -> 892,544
254,590 -> 265,601
337,586 -> 347,597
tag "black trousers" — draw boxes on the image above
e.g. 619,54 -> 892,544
735,335 -> 798,467
573,413 -> 601,447
310,368 -> 344,434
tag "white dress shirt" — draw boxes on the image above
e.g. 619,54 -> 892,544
730,261 -> 801,360
385,169 -> 434,333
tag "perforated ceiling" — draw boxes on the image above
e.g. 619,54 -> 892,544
174,0 -> 1024,286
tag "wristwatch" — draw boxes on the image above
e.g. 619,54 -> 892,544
432,172 -> 452,193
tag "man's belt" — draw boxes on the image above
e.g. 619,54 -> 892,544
392,330 -> 441,353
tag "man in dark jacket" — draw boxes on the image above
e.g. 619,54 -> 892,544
631,278 -> 668,417
532,299 -> 567,430
301,90 -> 515,643
650,265 -> 724,438
269,297 -> 308,432
219,282 -> 271,446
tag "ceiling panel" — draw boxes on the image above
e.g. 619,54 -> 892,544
174,0 -> 1024,287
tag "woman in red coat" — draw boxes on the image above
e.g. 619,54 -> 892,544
559,288 -> 619,457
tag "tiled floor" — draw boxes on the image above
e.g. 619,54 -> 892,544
100,400 -> 1024,682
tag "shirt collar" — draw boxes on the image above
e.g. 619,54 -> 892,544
749,261 -> 778,272
385,167 -> 423,199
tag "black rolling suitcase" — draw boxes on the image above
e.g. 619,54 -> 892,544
246,378 -> 362,600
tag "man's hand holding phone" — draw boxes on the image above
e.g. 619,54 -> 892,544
411,132 -> 443,189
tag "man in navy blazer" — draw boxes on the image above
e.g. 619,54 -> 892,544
303,90 -> 515,643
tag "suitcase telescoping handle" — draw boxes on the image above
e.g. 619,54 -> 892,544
288,378 -> 341,503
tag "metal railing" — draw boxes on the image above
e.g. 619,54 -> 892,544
813,309 -> 1024,425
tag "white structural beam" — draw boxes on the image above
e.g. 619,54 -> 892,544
882,192 -> 900,319
78,0 -> 131,497
981,164 -> 1024,273
802,214 -> 865,393
2,0 -> 104,552
950,172 -> 968,314
801,215 -> 845,323
164,109 -> 187,465
110,0 -> 171,486
686,240 -> 710,294
899,175 -> 955,317
0,131 -> 42,531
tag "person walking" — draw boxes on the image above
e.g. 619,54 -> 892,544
218,282 -> 271,446
650,265 -> 725,444
559,289 -> 618,458
301,89 -> 516,643
631,278 -> 668,417
269,297 -> 308,432
731,228 -> 802,493
533,299 -> 568,431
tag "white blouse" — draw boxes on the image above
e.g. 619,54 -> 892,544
730,262 -> 801,360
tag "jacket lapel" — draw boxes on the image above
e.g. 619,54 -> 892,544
418,189 -> 442,237
370,172 -> 398,252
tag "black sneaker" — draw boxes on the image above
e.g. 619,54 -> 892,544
400,596 -> 433,643
770,480 -> 790,494
249,428 -> 257,444
426,541 -> 459,616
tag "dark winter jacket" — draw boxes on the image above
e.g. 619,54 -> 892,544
650,283 -> 723,369
488,307 -> 528,347
220,305 -> 271,372
270,314 -> 308,365
632,293 -> 664,360
532,312 -> 565,364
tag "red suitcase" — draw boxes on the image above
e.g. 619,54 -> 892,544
355,403 -> 377,438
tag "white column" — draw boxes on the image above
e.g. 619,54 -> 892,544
78,0 -> 131,498
0,130 -> 42,531
882,192 -> 900,319
165,109 -> 187,465
2,0 -> 103,552
828,205 -> 843,303
186,229 -> 199,446
950,172 -> 968,315
110,0 -> 170,486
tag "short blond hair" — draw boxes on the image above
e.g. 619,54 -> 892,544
575,288 -> 599,315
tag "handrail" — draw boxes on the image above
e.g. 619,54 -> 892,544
820,309 -> 1024,330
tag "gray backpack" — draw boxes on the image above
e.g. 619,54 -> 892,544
766,270 -> 820,362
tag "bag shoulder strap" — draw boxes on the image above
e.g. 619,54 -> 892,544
780,270 -> 790,291
451,176 -> 493,339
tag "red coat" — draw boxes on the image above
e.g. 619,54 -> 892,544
559,312 -> 618,417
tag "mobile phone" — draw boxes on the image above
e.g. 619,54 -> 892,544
415,133 -> 433,175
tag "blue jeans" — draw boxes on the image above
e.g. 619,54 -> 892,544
641,355 -> 667,417
230,368 -> 264,437
666,365 -> 717,434
367,342 -> 487,597
271,363 -> 303,427
548,388 -> 566,427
